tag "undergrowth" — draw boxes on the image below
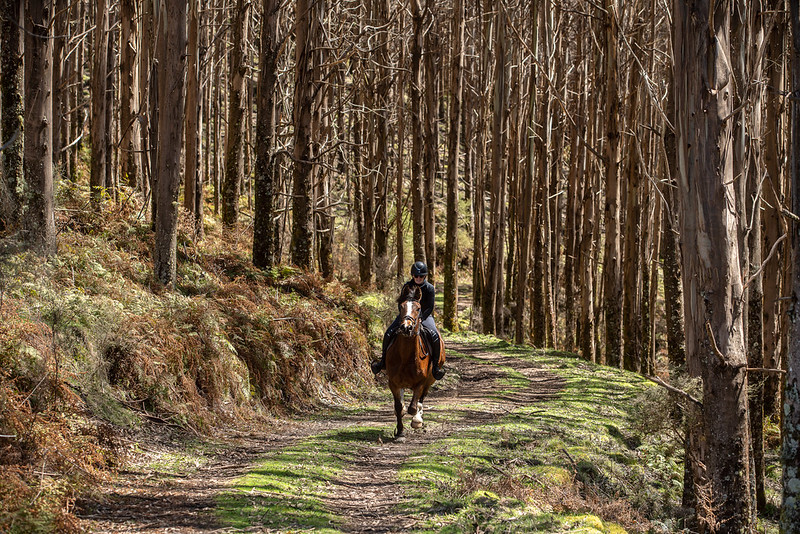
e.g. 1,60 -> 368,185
0,184 -> 377,532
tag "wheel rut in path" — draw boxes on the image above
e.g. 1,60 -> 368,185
78,341 -> 565,533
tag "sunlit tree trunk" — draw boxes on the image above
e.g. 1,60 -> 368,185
482,6 -> 507,336
409,0 -> 426,264
120,0 -> 140,190
674,0 -> 753,529
443,0 -> 464,332
222,0 -> 249,228
184,0 -> 200,233
23,0 -> 56,254
90,0 -> 109,207
153,0 -> 187,287
291,0 -> 315,269
253,0 -> 280,269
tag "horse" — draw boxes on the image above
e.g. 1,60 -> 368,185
384,284 -> 445,437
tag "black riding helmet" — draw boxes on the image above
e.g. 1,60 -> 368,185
411,261 -> 428,277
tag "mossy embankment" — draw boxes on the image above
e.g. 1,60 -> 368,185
0,188 -> 382,533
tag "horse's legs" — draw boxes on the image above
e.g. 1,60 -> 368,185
391,386 -> 405,437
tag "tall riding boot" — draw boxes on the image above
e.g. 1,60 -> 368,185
430,334 -> 445,380
372,330 -> 393,374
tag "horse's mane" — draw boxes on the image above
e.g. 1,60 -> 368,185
397,283 -> 421,305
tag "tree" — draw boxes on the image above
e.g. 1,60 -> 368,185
222,0 -> 250,228
119,0 -> 140,190
153,0 -> 187,287
673,0 -> 753,529
253,0 -> 281,269
0,0 -> 23,232
23,0 -> 56,254
442,0 -> 464,332
603,0 -> 622,368
90,0 -> 109,206
290,0 -> 316,269
784,2 -> 800,530
183,0 -> 201,234
482,5 -> 507,336
409,0 -> 426,265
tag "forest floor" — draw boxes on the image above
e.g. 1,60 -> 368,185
77,339 -> 566,533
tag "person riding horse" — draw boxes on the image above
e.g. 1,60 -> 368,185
372,261 -> 445,380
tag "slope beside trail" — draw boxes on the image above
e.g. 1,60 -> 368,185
78,340 -> 565,533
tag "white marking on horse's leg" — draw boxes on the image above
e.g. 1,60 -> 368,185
411,402 -> 423,428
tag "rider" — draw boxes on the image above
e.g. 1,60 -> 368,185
371,261 -> 445,380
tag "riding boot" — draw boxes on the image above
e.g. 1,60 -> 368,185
429,333 -> 445,380
372,330 -> 394,374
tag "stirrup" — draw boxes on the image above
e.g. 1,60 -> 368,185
432,366 -> 445,380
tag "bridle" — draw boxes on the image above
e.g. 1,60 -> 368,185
399,298 -> 421,337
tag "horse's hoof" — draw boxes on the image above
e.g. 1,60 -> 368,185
395,433 -> 406,442
411,419 -> 422,429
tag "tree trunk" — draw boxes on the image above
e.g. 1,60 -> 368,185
153,0 -> 187,287
253,0 -> 280,269
222,0 -> 249,228
783,3 -> 800,530
120,0 -> 140,190
90,0 -> 109,206
409,0 -> 426,264
482,6 -> 507,336
443,0 -> 464,332
0,0 -> 23,232
674,1 -> 753,529
23,0 -> 56,254
763,4 -> 785,421
52,0 -> 68,172
423,19 -> 438,279
184,0 -> 200,231
291,0 -> 315,269
603,0 -> 622,368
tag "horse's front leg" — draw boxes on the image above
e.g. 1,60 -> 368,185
391,386 -> 405,437
409,386 -> 424,428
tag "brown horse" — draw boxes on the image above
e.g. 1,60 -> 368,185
384,285 -> 445,437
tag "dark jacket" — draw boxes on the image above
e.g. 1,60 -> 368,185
402,279 -> 435,322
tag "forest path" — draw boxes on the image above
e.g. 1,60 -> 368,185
78,340 -> 564,533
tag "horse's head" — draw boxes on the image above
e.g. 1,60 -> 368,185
397,285 -> 422,337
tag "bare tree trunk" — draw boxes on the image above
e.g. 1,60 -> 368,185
0,0 -> 23,232
763,4 -> 785,421
482,6 -> 507,336
674,1 -> 753,529
184,0 -> 200,230
291,0 -> 315,269
409,0 -> 426,264
120,0 -> 140,190
91,0 -> 109,206
253,0 -> 280,269
222,0 -> 249,228
603,0 -> 623,368
23,0 -> 56,254
783,3 -> 800,530
52,0 -> 68,173
395,28 -> 407,281
443,0 -> 464,332
153,0 -> 187,287
372,0 -> 391,282
423,15 -> 438,278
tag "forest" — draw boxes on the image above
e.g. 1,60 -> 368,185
2,0 -> 800,532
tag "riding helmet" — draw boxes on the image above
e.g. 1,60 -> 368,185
411,261 -> 428,277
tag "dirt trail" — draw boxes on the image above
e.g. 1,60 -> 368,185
78,341 -> 564,533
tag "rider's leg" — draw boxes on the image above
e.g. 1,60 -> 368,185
372,318 -> 400,374
423,318 -> 445,380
